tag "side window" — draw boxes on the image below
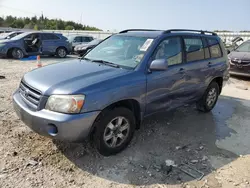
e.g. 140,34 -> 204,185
153,37 -> 182,66
82,37 -> 93,42
74,36 -> 82,42
184,37 -> 205,62
42,34 -> 59,40
207,38 -> 222,58
50,34 -> 60,40
202,38 -> 210,59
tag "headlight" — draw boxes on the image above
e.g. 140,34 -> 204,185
45,95 -> 85,114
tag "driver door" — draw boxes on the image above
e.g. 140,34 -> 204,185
23,33 -> 40,55
145,37 -> 189,115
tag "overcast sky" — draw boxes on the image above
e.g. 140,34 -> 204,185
0,0 -> 249,31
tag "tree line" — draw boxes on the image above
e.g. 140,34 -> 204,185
0,15 -> 101,31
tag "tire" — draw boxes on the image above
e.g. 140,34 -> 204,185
56,47 -> 67,58
12,48 -> 24,59
196,82 -> 220,112
93,107 -> 136,156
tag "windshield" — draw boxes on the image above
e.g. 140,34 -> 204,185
235,42 -> 250,52
85,35 -> 154,68
11,32 -> 30,40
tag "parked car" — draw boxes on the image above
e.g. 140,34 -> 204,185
228,40 -> 250,77
67,35 -> 94,50
0,32 -> 71,59
225,36 -> 244,53
13,29 -> 229,156
74,39 -> 102,56
0,31 -> 23,40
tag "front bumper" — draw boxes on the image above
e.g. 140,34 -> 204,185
229,63 -> 250,77
13,90 -> 100,142
230,71 -> 250,77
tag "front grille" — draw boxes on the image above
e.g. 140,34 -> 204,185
19,81 -> 42,109
231,59 -> 250,65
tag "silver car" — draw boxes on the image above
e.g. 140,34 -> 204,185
67,35 -> 94,50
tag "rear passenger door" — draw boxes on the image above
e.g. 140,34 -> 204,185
41,33 -> 60,54
205,37 -> 224,86
182,36 -> 210,99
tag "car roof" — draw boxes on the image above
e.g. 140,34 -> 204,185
117,30 -> 164,38
67,34 -> 92,37
116,29 -> 218,39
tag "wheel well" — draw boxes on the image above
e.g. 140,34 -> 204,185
212,77 -> 223,93
7,48 -> 14,58
89,99 -> 141,139
104,99 -> 141,129
56,46 -> 68,53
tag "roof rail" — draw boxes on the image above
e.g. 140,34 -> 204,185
119,29 -> 162,33
164,29 -> 217,36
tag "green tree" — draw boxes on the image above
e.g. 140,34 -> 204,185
34,24 -> 40,30
0,15 -> 101,31
0,17 -> 4,26
31,16 -> 37,24
24,22 -> 35,29
65,25 -> 74,30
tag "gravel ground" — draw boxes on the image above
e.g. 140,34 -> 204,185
0,57 -> 250,188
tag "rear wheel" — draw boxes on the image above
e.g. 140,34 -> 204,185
196,82 -> 219,112
12,48 -> 24,59
93,107 -> 136,156
56,47 -> 67,58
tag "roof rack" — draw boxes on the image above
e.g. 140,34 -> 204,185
164,29 -> 217,36
119,29 -> 162,33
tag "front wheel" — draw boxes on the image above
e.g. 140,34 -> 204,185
93,107 -> 136,156
12,48 -> 24,59
56,47 -> 67,58
196,82 -> 219,112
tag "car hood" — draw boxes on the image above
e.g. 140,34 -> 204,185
229,51 -> 250,61
0,39 -> 18,44
23,59 -> 130,95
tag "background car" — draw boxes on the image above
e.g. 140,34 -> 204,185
228,40 -> 250,77
0,32 -> 71,59
74,39 -> 102,56
67,35 -> 94,51
225,36 -> 244,53
0,31 -> 23,40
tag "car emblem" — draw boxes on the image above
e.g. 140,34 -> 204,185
24,89 -> 29,97
238,59 -> 242,64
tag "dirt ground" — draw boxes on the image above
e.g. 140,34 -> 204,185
0,57 -> 250,188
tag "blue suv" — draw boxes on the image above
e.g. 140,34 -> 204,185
13,29 -> 229,156
0,32 -> 71,59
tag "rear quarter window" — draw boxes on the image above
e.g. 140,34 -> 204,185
207,38 -> 222,58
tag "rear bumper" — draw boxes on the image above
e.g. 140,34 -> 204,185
13,90 -> 100,142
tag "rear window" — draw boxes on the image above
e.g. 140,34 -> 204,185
207,38 -> 222,58
42,33 -> 60,40
184,37 -> 205,62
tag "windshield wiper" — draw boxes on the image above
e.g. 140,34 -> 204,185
91,59 -> 120,68
80,57 -> 92,61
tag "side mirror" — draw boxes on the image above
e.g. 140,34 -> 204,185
149,59 -> 168,71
